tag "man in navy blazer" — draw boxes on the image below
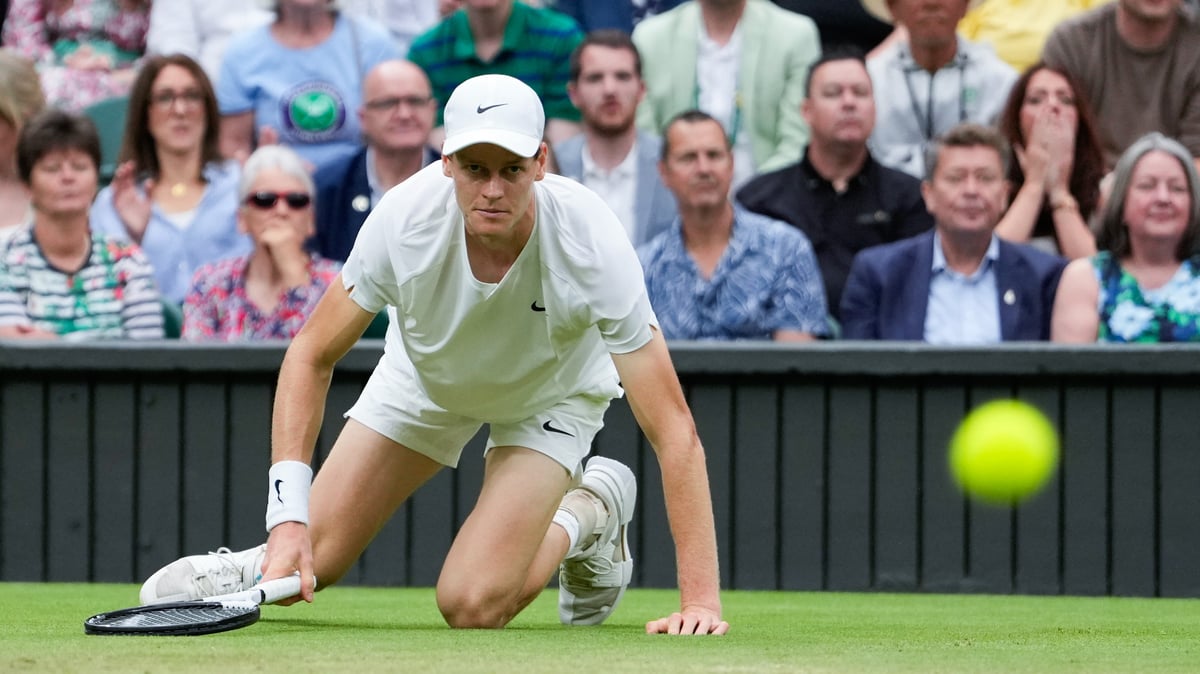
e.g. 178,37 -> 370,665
554,30 -> 677,246
313,60 -> 439,262
840,124 -> 1067,342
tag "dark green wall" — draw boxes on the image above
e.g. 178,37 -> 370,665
3,342 -> 1198,596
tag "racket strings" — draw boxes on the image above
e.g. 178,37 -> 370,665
95,605 -> 254,628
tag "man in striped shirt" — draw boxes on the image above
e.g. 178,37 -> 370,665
0,109 -> 164,341
0,231 -> 165,341
408,0 -> 584,149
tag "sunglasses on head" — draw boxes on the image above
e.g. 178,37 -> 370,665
245,191 -> 312,209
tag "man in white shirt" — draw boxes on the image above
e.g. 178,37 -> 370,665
146,0 -> 272,81
861,0 -> 1016,178
554,30 -> 676,246
138,74 -> 729,636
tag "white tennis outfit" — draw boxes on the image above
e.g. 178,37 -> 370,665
341,163 -> 657,470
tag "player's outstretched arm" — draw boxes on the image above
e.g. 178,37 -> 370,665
611,329 -> 730,636
266,276 -> 377,601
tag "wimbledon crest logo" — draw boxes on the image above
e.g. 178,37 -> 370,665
281,82 -> 346,142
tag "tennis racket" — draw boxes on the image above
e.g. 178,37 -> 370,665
84,575 -> 305,636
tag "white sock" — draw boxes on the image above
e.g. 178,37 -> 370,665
554,490 -> 602,558
552,508 -> 582,555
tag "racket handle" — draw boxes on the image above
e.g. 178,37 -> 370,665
253,574 -> 312,604
209,574 -> 312,604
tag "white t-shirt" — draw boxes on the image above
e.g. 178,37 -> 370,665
581,141 -> 638,243
342,163 -> 658,424
696,24 -> 755,191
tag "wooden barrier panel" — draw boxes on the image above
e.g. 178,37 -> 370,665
2,342 -> 1199,597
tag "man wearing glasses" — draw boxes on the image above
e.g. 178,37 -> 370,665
313,60 -> 440,263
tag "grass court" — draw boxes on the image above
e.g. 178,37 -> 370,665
3,583 -> 1196,673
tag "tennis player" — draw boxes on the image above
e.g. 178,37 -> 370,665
141,74 -> 728,636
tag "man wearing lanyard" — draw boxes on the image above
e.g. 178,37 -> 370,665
861,0 -> 1016,179
632,0 -> 821,191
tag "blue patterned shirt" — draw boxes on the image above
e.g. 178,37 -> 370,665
637,207 -> 828,340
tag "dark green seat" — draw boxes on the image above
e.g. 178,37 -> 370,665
82,95 -> 129,186
161,300 -> 183,339
362,310 -> 389,339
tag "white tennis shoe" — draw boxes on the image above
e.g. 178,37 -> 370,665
139,544 -> 266,605
558,456 -> 636,626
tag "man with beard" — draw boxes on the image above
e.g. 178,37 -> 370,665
736,50 -> 933,323
554,31 -> 677,246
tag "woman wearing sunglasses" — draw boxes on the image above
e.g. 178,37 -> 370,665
181,145 -> 339,341
90,54 -> 250,305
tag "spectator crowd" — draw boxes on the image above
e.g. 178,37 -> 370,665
2,0 -> 1200,345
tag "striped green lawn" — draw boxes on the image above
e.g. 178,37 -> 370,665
2,583 -> 1196,673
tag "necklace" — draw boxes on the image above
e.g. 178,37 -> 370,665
169,182 -> 187,198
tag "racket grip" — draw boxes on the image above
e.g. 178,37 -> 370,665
253,574 -> 312,604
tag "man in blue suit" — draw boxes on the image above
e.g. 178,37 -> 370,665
554,30 -> 677,246
840,124 -> 1067,342
313,60 -> 439,262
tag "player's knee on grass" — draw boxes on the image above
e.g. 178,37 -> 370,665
436,582 -> 520,629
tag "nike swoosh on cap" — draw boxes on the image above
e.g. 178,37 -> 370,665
477,103 -> 508,114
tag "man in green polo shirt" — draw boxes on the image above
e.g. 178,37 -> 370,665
409,0 -> 584,149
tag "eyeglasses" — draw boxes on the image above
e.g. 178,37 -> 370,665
150,89 -> 206,109
364,95 -> 433,112
244,191 -> 312,210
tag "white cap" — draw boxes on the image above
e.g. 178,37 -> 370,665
441,74 -> 545,157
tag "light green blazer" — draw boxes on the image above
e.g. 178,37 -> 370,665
632,0 -> 820,173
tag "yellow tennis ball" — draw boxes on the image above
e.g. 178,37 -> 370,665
949,400 -> 1059,505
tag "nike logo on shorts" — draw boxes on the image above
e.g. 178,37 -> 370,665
542,420 -> 574,437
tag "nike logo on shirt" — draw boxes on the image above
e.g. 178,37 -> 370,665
542,420 -> 574,437
477,103 -> 508,114
531,301 -> 546,312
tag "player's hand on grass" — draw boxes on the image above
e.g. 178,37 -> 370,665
645,606 -> 729,635
264,521 -> 315,604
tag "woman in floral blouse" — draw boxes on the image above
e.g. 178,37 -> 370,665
182,145 -> 339,341
1051,133 -> 1200,343
2,0 -> 150,112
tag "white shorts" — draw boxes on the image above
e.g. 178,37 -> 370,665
345,356 -> 612,475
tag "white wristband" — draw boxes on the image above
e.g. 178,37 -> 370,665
265,460 -> 313,532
